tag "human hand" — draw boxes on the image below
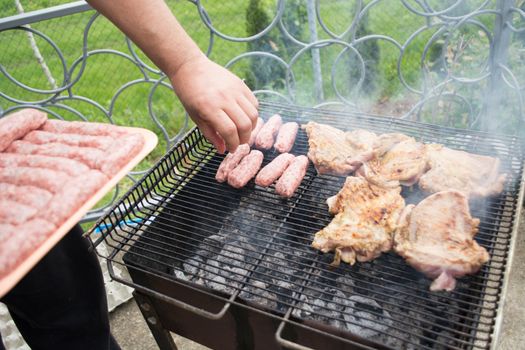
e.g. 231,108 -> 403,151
169,55 -> 259,154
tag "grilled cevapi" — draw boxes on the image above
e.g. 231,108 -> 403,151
312,177 -> 405,265
255,153 -> 295,188
215,144 -> 251,183
275,155 -> 309,198
255,114 -> 282,150
394,190 -> 489,291
274,122 -> 299,153
227,150 -> 264,189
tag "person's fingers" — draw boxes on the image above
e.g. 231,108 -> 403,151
243,86 -> 259,109
198,122 -> 226,154
223,103 -> 252,146
238,95 -> 259,129
212,110 -> 241,152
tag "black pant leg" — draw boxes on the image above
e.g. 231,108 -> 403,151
0,225 -> 120,350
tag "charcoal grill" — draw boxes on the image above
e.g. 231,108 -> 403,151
89,101 -> 524,350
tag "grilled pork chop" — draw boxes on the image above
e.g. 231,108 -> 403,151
394,190 -> 489,291
418,144 -> 506,198
357,138 -> 428,188
312,177 -> 405,265
302,122 -> 377,176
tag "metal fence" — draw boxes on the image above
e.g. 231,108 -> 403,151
1,0 -> 524,220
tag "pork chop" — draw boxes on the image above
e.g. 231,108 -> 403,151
312,177 -> 405,265
302,122 -> 377,176
418,144 -> 507,198
394,190 -> 489,291
357,138 -> 428,188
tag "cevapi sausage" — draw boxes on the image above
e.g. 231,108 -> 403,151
38,170 -> 108,225
255,153 -> 295,188
6,140 -> 104,169
0,109 -> 47,152
23,130 -> 114,150
255,114 -> 282,150
274,122 -> 299,153
0,183 -> 53,209
0,166 -> 71,193
275,155 -> 309,198
215,144 -> 250,183
98,133 -> 145,177
248,117 -> 264,146
227,150 -> 264,189
41,119 -> 127,137
0,219 -> 56,278
0,153 -> 90,177
0,200 -> 37,225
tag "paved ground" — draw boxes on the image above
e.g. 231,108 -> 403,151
110,211 -> 525,350
110,299 -> 208,350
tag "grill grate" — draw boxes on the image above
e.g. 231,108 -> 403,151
91,102 -> 524,350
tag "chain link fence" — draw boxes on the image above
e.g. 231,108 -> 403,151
1,0 -> 524,219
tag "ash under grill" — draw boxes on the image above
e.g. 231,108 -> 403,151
92,102 -> 524,350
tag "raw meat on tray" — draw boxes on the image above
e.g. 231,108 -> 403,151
0,108 -> 47,152
0,108 -> 148,279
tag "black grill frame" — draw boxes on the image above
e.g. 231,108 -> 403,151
89,101 -> 524,350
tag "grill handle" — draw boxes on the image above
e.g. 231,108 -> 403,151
275,309 -> 315,350
147,286 -> 234,321
275,309 -> 376,350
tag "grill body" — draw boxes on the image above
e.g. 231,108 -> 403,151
92,102 -> 524,350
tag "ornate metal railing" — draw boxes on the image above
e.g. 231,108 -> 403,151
1,0 -> 524,220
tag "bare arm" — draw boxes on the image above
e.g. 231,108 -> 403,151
87,0 -> 258,153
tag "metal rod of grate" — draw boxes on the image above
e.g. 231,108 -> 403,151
90,101 -> 524,350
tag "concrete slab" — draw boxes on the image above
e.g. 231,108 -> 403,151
110,299 -> 209,350
496,209 -> 525,350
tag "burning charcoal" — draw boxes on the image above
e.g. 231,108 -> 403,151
341,295 -> 392,338
200,260 -> 237,294
217,245 -> 248,268
172,268 -> 190,281
200,234 -> 226,256
240,280 -> 278,310
335,276 -> 355,294
292,294 -> 314,318
183,255 -> 204,277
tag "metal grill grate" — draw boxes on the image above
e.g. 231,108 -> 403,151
90,101 -> 524,350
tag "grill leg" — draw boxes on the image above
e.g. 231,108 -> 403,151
133,291 -> 178,350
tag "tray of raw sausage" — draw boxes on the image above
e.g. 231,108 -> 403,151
0,109 -> 158,297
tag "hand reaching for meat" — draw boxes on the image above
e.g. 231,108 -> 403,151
169,56 -> 259,154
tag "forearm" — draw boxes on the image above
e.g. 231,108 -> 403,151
86,0 -> 205,78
